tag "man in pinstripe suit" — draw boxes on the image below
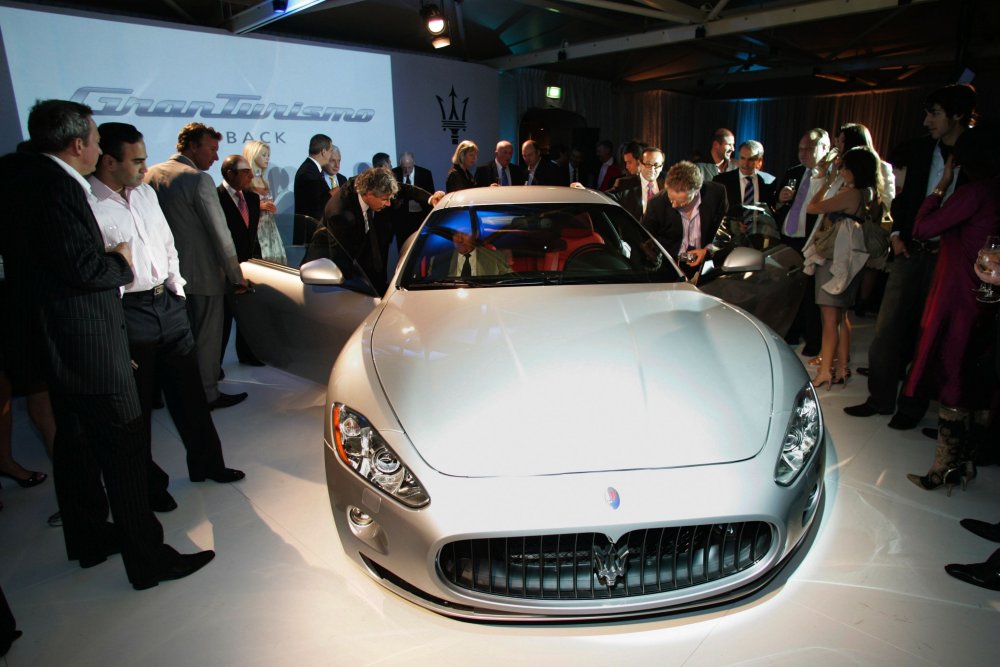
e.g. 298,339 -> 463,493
0,100 -> 213,590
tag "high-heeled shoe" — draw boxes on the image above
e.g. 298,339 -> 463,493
812,371 -> 833,391
831,367 -> 851,387
0,468 -> 48,488
906,465 -> 972,496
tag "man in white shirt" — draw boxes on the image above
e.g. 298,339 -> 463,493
90,123 -> 244,513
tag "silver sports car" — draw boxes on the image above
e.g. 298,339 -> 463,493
314,186 -> 826,621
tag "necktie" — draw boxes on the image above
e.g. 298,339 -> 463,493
500,168 -> 509,186
236,191 -> 249,227
461,253 -> 472,277
646,181 -> 655,202
527,170 -> 534,185
366,208 -> 382,273
785,174 -> 810,235
743,176 -> 755,206
405,174 -> 411,185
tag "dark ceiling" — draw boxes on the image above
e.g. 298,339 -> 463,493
23,0 -> 1000,99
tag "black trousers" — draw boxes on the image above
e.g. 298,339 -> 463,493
122,289 -> 227,495
220,290 -> 258,364
51,391 -> 173,585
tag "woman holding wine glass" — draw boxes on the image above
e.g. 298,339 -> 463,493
903,124 -> 1000,492
243,140 -> 287,265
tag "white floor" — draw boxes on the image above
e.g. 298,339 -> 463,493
1,315 -> 998,667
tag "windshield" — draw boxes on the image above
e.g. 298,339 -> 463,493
398,203 -> 684,289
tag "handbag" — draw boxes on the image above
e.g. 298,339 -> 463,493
812,219 -> 839,259
859,190 -> 890,260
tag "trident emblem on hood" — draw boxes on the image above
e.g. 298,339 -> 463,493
593,539 -> 631,587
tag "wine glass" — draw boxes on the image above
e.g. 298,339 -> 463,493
975,235 -> 1000,303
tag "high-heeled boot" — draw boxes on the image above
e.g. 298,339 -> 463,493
907,406 -> 971,496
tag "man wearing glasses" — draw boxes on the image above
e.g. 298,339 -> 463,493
604,147 -> 666,221
641,160 -> 728,280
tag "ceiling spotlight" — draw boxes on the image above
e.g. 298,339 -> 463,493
432,34 -> 451,49
421,4 -> 447,35
272,0 -> 288,12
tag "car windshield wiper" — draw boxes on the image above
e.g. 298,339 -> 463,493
405,278 -> 477,289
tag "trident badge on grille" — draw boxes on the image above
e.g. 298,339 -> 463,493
593,539 -> 630,587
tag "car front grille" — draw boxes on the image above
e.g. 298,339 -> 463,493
438,522 -> 773,600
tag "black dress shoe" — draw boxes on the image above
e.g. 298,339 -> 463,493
844,401 -> 892,418
78,540 -> 122,568
944,549 -> 1000,591
960,519 -> 1000,543
857,367 -> 870,377
150,492 -> 178,513
132,549 -> 216,591
190,468 -> 246,483
47,511 -> 62,527
888,412 -> 921,430
207,391 -> 248,410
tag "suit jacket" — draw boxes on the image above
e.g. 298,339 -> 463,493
713,169 -> 776,217
307,179 -> 394,293
442,246 -> 511,277
145,154 -> 243,296
393,164 -> 435,192
771,164 -> 819,249
606,174 -> 665,221
293,157 -> 331,243
217,185 -> 261,263
641,181 -> 729,260
524,159 -> 567,186
474,161 -> 526,187
890,136 -> 968,244
386,183 -> 434,247
0,152 -> 136,396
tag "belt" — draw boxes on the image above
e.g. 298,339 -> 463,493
124,284 -> 167,300
909,239 -> 940,254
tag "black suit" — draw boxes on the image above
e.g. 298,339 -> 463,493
641,181 -> 729,262
475,161 -> 525,187
773,164 -> 818,251
386,183 -> 434,248
446,167 -> 476,193
606,174 -> 665,221
393,164 -> 435,192
713,169 -> 776,220
304,179 -> 395,293
217,185 -> 261,365
0,151 -> 171,585
293,157 -> 330,244
524,159 -> 567,186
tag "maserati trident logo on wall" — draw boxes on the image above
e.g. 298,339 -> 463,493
436,85 -> 468,145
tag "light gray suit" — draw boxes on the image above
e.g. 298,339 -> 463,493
446,246 -> 511,277
145,154 -> 243,401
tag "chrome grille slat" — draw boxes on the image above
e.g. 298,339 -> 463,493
438,522 -> 773,600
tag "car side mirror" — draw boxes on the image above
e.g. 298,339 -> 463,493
300,258 -> 345,285
721,246 -> 764,273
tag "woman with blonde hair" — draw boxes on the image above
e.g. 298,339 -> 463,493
446,140 -> 478,193
243,140 -> 287,265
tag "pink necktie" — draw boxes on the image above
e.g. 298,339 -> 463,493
646,181 -> 654,201
236,191 -> 249,227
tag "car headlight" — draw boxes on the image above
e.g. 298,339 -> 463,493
332,404 -> 429,508
774,383 -> 823,486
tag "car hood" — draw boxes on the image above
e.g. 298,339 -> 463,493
371,285 -> 774,477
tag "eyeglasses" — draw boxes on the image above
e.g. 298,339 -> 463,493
642,162 -> 664,169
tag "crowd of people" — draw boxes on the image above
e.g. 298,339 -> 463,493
1,82 -> 998,648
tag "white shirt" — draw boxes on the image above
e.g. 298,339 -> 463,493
357,193 -> 372,233
45,154 -> 94,201
87,176 -> 186,297
678,193 -> 702,255
784,168 -> 822,239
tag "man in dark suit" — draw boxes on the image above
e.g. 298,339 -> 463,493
293,133 -> 334,243
475,140 -> 525,187
606,146 -> 666,221
89,123 -> 245,513
521,140 -> 567,186
773,128 -> 831,356
217,154 -> 264,368
0,99 -> 213,589
845,84 -> 976,427
324,144 -> 349,188
641,160 -> 728,278
393,151 -> 435,191
713,140 -> 776,226
303,167 -> 399,294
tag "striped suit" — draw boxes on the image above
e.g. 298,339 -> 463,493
0,151 -> 172,585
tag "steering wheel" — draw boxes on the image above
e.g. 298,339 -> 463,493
564,243 -> 611,264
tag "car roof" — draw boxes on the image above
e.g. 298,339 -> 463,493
436,185 -> 617,209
